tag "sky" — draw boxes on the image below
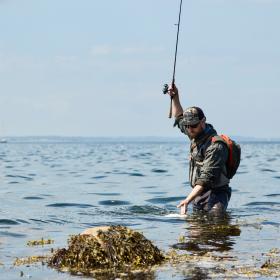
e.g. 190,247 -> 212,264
0,0 -> 279,138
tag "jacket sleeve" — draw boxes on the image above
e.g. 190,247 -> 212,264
195,142 -> 228,189
173,114 -> 188,135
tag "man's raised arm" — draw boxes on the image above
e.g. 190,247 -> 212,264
168,84 -> 183,118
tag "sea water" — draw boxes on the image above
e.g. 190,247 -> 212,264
0,139 -> 280,279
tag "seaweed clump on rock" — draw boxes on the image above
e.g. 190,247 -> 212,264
48,225 -> 164,275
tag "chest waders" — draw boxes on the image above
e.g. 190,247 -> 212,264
189,134 -> 213,188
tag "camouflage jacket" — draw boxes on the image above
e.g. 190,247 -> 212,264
176,118 -> 230,192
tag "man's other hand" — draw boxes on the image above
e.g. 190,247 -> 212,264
177,199 -> 188,215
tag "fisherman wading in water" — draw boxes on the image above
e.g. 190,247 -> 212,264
167,84 -> 234,215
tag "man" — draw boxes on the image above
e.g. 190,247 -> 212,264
168,84 -> 231,215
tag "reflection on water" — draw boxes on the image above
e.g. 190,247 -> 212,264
182,267 -> 211,280
173,212 -> 241,254
169,212 -> 241,280
70,268 -> 156,280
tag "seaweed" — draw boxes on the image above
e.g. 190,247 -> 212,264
12,223 -> 280,278
166,247 -> 280,278
27,238 -> 54,246
13,256 -> 49,266
48,225 -> 164,275
260,248 -> 280,270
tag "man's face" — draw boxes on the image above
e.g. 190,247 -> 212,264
186,121 -> 204,139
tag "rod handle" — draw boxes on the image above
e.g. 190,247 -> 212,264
168,96 -> 173,118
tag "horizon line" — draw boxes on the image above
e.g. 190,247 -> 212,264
2,135 -> 280,142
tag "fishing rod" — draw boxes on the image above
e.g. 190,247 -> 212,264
163,0 -> 183,118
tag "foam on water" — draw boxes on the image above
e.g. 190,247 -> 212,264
164,213 -> 187,218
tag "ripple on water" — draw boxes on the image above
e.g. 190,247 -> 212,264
98,200 -> 131,206
260,168 -> 277,173
29,218 -> 48,224
261,221 -> 280,227
231,189 -> 239,193
5,174 -> 33,181
46,203 -> 94,208
82,221 -> 139,228
267,158 -> 277,162
244,201 -> 280,207
40,194 -> 54,197
23,196 -> 44,200
131,153 -> 153,159
145,196 -> 185,204
0,231 -> 27,238
265,193 -> 280,197
128,172 -> 145,177
147,191 -> 167,195
151,169 -> 168,173
16,219 -> 30,224
127,205 -> 169,215
45,219 -> 70,225
91,176 -> 107,179
89,193 -> 121,196
81,222 -> 106,228
141,186 -> 159,189
236,171 -> 248,174
0,219 -> 20,225
274,176 -> 280,179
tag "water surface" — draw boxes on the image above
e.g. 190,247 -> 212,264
0,139 -> 280,279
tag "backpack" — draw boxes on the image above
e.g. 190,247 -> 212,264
211,134 -> 241,179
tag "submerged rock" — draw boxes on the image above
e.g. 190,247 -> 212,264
48,225 -> 164,275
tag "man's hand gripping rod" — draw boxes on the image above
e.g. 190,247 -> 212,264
162,0 -> 183,118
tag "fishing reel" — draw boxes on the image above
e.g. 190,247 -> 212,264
162,84 -> 169,95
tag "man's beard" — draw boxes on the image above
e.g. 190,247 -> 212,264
193,129 -> 205,140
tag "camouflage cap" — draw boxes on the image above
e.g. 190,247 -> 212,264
182,107 -> 205,125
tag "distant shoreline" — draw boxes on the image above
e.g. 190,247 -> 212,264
2,136 -> 280,144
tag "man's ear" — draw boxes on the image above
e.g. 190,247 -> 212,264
200,117 -> 206,129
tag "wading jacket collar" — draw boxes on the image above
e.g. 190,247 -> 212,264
190,124 -> 217,151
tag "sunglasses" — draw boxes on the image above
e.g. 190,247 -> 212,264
185,122 -> 200,129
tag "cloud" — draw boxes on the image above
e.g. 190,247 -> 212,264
54,55 -> 78,64
90,44 -> 165,57
0,53 -> 40,73
90,45 -> 114,56
120,46 -> 165,55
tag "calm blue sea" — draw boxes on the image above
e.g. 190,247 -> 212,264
0,139 -> 280,279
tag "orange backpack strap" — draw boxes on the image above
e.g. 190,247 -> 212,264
211,135 -> 227,145
212,134 -> 241,179
212,134 -> 233,167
